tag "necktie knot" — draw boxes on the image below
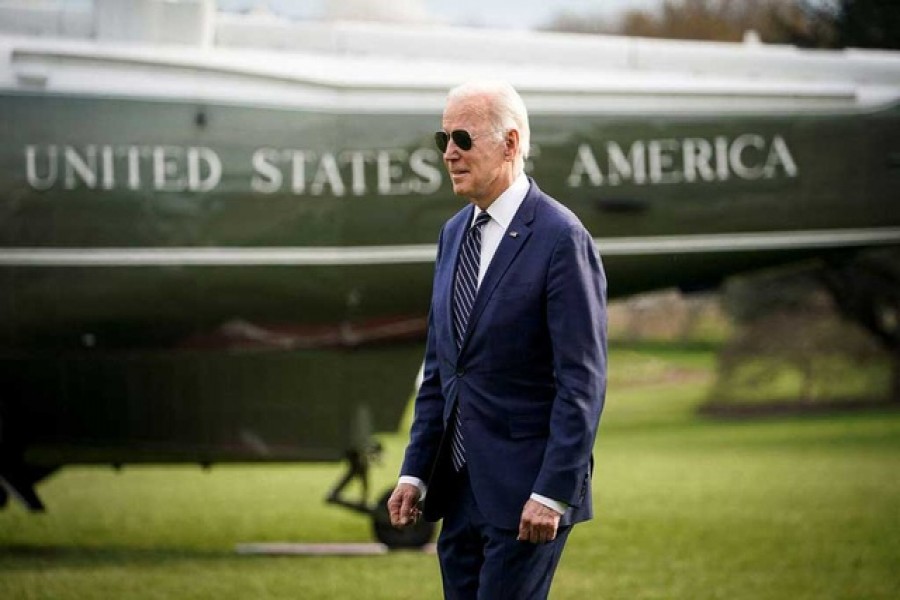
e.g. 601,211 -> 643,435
472,211 -> 491,231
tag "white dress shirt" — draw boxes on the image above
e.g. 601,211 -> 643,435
472,171 -> 530,286
400,173 -> 568,516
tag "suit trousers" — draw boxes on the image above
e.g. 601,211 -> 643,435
436,468 -> 571,600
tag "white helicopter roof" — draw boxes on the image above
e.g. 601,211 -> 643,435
1,0 -> 899,114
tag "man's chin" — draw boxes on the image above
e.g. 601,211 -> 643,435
450,182 -> 470,197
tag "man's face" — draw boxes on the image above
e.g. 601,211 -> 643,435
440,96 -> 513,208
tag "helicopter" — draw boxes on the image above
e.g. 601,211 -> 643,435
1,0 -> 899,547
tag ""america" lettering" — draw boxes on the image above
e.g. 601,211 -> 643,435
567,134 -> 797,187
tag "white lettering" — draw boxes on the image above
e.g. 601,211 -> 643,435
251,148 -> 282,194
567,143 -> 603,187
682,138 -> 715,182
187,147 -> 222,192
101,146 -> 115,190
729,134 -> 766,180
648,139 -> 682,184
607,141 -> 646,185
18,134 -> 798,197
715,136 -> 730,181
310,153 -> 345,196
523,143 -> 540,174
64,145 -> 98,189
342,150 -> 372,196
25,145 -> 57,190
377,149 -> 408,195
564,134 -> 797,189
152,146 -> 186,191
765,135 -> 798,178
124,146 -> 143,190
408,148 -> 442,194
285,150 -> 311,194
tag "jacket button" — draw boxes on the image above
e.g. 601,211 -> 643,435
456,368 -> 465,377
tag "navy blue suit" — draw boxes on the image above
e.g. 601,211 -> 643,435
401,179 -> 607,597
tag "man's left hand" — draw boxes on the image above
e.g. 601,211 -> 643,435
517,499 -> 560,544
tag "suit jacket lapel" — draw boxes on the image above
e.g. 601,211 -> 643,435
459,182 -> 540,352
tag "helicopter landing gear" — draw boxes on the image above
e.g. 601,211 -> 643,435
326,442 -> 434,549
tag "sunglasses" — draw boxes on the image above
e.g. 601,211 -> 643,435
434,129 -> 480,153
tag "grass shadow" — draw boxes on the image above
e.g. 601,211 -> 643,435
0,544 -> 235,570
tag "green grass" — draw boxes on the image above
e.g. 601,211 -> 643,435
2,345 -> 899,599
709,354 -> 892,405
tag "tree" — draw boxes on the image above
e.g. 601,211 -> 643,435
818,250 -> 900,401
792,0 -> 900,49
540,9 -> 613,35
543,0 -> 900,50
710,262 -> 894,408
543,0 -> 816,44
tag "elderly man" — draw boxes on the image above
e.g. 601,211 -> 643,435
388,80 -> 607,599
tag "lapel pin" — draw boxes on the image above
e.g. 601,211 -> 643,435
509,231 -> 519,238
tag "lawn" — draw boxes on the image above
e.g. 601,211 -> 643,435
1,344 -> 898,599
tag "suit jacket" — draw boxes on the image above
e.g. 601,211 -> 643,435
400,178 -> 607,531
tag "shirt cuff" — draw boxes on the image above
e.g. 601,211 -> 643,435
530,492 -> 568,515
398,476 -> 427,500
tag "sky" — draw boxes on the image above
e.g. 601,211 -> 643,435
217,0 -> 669,30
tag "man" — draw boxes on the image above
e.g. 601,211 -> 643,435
388,80 -> 607,599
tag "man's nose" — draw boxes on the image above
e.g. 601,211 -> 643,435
443,140 -> 460,160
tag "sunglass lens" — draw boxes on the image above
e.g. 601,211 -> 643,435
435,130 -> 474,152
435,131 -> 449,152
452,130 -> 473,151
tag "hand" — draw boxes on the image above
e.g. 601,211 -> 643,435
517,499 -> 561,544
387,483 -> 422,528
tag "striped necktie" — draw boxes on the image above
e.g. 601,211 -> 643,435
450,210 -> 490,471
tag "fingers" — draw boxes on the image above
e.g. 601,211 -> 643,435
518,521 -> 554,544
387,484 -> 421,528
387,487 -> 403,526
399,491 -> 420,526
517,499 -> 560,544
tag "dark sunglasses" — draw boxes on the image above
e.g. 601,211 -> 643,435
434,130 -> 475,153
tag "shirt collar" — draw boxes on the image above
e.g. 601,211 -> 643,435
471,173 -> 529,230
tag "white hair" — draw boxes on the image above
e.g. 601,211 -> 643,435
447,80 -> 531,167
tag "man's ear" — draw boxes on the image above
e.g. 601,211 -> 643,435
505,129 -> 519,161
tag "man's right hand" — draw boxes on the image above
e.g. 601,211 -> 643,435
387,483 -> 422,528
